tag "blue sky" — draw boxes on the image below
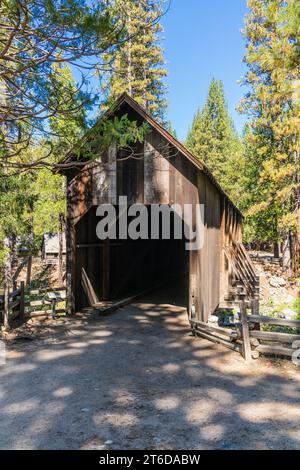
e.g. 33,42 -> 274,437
162,0 -> 249,140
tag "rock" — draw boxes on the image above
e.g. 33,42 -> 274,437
208,315 -> 219,324
269,276 -> 286,288
282,308 -> 297,320
222,315 -> 234,326
277,312 -> 286,319
286,294 -> 296,304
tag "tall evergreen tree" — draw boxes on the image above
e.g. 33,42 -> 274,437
101,0 -> 167,122
186,79 -> 244,201
0,0 -> 147,171
0,65 -> 86,278
239,0 -> 300,272
49,63 -> 90,153
166,121 -> 177,139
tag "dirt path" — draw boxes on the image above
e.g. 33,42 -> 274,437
0,292 -> 299,450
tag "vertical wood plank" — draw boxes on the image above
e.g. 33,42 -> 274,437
108,144 -> 117,204
144,135 -> 156,204
102,239 -> 110,300
169,151 -> 176,205
144,132 -> 170,204
240,300 -> 252,362
66,193 -> 76,315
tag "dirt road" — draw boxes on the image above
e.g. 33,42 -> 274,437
0,290 -> 299,449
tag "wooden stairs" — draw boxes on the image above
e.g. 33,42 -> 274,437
219,241 -> 260,310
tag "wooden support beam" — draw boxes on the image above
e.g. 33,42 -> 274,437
102,239 -> 110,300
247,315 -> 300,329
65,208 -> 76,315
76,242 -> 127,248
240,301 -> 252,362
190,319 -> 235,338
94,280 -> 173,315
193,327 -> 243,354
81,267 -> 99,306
27,309 -> 66,318
250,330 -> 300,343
255,344 -> 294,357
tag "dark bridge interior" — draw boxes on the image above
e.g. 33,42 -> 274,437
75,206 -> 189,311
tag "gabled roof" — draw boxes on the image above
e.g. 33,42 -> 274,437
60,92 -> 243,217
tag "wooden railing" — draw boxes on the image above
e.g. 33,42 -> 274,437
24,286 -> 66,319
224,241 -> 260,300
246,313 -> 300,359
191,300 -> 300,362
0,282 -> 25,328
0,284 -> 66,328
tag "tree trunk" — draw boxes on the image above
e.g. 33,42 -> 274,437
3,238 -> 11,330
290,232 -> 299,276
3,279 -> 9,330
282,235 -> 291,272
58,212 -> 65,286
273,241 -> 280,259
26,212 -> 34,285
26,254 -> 32,285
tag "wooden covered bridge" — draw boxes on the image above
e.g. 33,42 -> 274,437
60,93 -> 259,324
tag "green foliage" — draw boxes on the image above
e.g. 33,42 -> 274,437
0,142 -> 65,269
31,170 -> 65,239
100,0 -> 167,122
0,0 -> 117,154
165,121 -> 178,139
186,79 -> 244,203
49,63 -> 91,153
70,114 -> 150,161
293,297 -> 300,316
239,0 -> 300,265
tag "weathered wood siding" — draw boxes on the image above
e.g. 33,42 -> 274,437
219,198 -> 243,301
65,125 -> 241,320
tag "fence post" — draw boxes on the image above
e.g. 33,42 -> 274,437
251,298 -> 260,330
19,281 -> 25,323
240,300 -> 252,362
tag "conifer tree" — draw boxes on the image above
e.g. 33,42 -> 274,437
239,0 -> 300,272
101,0 -> 167,122
49,63 -> 90,153
186,79 -> 243,201
166,121 -> 177,139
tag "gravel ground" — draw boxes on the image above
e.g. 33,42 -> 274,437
0,286 -> 299,450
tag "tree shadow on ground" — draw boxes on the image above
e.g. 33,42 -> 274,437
0,281 -> 299,450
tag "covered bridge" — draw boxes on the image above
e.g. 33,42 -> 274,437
60,93 -> 259,322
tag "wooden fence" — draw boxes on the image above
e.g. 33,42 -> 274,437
246,314 -> 300,358
0,284 -> 67,329
191,300 -> 300,362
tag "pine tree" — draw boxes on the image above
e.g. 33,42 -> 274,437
47,62 -> 95,162
239,0 -> 300,272
186,79 -> 244,201
101,0 -> 167,122
49,63 -> 90,153
166,121 -> 177,139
